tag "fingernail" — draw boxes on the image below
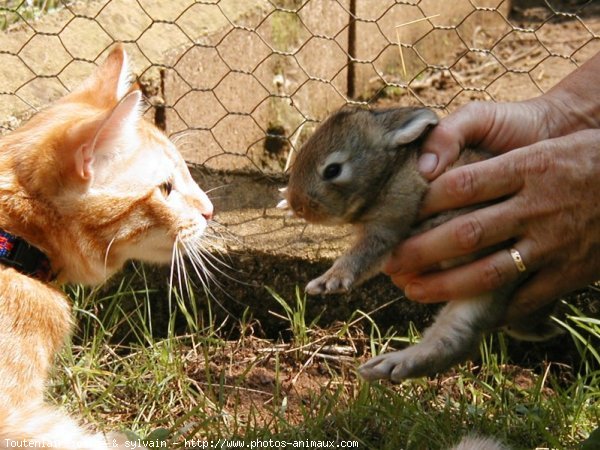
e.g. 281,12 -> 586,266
418,153 -> 438,174
406,282 -> 425,301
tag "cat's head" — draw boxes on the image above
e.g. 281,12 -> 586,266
0,46 -> 214,284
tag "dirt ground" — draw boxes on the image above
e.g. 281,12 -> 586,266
1,1 -> 600,428
2,0 -> 599,348
167,3 -> 600,416
194,0 -> 600,339
0,0 -> 600,440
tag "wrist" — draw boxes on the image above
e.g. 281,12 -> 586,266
537,53 -> 600,137
538,89 -> 600,138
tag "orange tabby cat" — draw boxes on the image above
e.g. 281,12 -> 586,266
0,46 -> 213,448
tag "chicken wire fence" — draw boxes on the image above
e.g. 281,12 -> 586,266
1,0 -> 599,176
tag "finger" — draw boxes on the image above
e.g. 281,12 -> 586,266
419,102 -> 500,180
401,244 -> 532,303
418,124 -> 461,180
386,271 -> 418,290
507,268 -> 572,320
387,199 -> 524,275
420,153 -> 525,219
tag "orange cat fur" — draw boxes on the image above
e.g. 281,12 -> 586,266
0,46 -> 213,448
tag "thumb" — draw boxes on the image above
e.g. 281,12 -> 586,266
418,102 -> 501,180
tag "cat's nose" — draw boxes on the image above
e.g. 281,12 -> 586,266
202,209 -> 213,221
191,188 -> 214,221
200,200 -> 213,221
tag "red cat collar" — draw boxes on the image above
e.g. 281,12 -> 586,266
0,229 -> 54,282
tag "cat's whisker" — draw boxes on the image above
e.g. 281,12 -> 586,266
204,185 -> 228,195
185,236 -> 232,277
186,227 -> 234,263
193,249 -> 232,281
179,243 -> 193,301
175,239 -> 187,302
197,235 -> 229,253
195,230 -> 247,279
103,235 -> 118,278
184,243 -> 211,279
186,256 -> 222,307
192,252 -> 251,304
173,231 -> 247,314
172,235 -> 195,303
193,235 -> 232,264
168,235 -> 180,305
207,221 -> 241,245
190,251 -> 247,317
182,240 -> 229,294
169,129 -> 197,145
203,250 -> 234,271
179,239 -> 208,279
209,231 -> 237,246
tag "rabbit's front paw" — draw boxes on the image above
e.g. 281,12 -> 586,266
305,267 -> 354,295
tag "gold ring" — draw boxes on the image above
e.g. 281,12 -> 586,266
509,248 -> 527,273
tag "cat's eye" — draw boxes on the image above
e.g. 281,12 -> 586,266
159,180 -> 173,197
323,163 -> 342,180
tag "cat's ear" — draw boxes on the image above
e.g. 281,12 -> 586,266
65,90 -> 142,184
68,45 -> 132,107
382,108 -> 438,147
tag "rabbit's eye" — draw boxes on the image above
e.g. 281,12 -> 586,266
323,163 -> 342,180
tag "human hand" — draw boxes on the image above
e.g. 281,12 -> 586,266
386,128 -> 600,319
416,99 -> 557,180
418,49 -> 600,180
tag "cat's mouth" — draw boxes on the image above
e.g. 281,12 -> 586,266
168,219 -> 232,298
177,221 -> 209,245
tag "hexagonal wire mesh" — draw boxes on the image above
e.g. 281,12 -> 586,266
1,0 -> 599,169
0,0 -> 599,266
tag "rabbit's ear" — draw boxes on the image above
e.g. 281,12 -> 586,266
382,108 -> 438,147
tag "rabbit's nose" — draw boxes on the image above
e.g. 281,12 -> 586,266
294,205 -> 305,218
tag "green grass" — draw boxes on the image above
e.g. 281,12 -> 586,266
50,267 -> 599,449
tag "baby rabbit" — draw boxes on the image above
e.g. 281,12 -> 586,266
279,106 -> 558,381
